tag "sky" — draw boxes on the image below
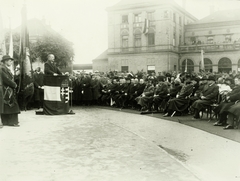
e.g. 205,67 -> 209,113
0,0 -> 240,64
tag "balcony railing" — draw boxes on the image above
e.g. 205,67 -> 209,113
179,43 -> 240,52
108,45 -> 179,54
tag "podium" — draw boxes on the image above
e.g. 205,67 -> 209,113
43,75 -> 70,115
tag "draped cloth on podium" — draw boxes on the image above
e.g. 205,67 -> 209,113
43,75 -> 70,115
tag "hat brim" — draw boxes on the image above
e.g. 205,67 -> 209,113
1,58 -> 14,62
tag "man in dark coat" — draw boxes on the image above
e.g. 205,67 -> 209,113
191,75 -> 219,119
33,67 -> 44,109
0,63 -> 3,128
214,76 -> 240,127
163,78 -> 193,117
44,54 -> 62,76
0,55 -> 20,127
224,101 -> 240,129
151,77 -> 169,111
128,78 -> 141,108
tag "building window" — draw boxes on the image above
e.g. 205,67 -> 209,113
148,33 -> 155,45
179,16 -> 182,25
121,66 -> 128,72
173,13 -> 176,22
122,15 -> 128,23
134,34 -> 141,47
225,35 -> 231,43
147,65 -> 155,74
122,36 -> 128,48
147,12 -> 155,21
173,32 -> 176,46
207,36 -> 214,44
164,11 -> 169,18
134,14 -> 141,22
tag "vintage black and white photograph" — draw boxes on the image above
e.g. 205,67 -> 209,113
1,0 -> 240,180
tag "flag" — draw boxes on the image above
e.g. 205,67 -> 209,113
17,4 -> 34,110
184,59 -> 188,72
142,18 -> 150,34
43,76 -> 70,115
200,49 -> 205,71
2,39 -> 6,55
9,18 -> 14,74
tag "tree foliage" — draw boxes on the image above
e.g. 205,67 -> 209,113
5,31 -> 74,68
31,34 -> 74,67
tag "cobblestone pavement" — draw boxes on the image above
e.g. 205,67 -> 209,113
0,106 -> 239,181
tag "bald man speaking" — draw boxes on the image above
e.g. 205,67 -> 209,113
44,54 -> 62,76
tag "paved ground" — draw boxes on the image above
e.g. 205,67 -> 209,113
0,106 -> 240,181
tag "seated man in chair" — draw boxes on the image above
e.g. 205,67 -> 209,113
191,75 -> 219,120
223,101 -> 240,129
214,76 -> 240,127
163,76 -> 193,117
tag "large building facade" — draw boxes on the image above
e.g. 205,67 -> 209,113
93,0 -> 240,74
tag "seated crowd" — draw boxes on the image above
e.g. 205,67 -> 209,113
31,68 -> 240,130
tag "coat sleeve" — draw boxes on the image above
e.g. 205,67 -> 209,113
2,68 -> 17,89
44,63 -> 55,75
205,85 -> 219,100
229,88 -> 240,102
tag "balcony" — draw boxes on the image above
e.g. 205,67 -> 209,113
179,43 -> 240,53
108,45 -> 179,54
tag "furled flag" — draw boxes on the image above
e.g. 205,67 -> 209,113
18,4 -> 34,110
200,49 -> 205,71
142,18 -> 150,34
9,18 -> 14,74
2,39 -> 6,55
184,59 -> 188,73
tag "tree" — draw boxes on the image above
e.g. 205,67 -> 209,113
30,34 -> 74,68
5,31 -> 74,68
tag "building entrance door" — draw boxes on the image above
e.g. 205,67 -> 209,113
218,58 -> 232,73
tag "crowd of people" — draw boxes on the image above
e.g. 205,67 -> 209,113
1,53 -> 240,131
69,69 -> 240,130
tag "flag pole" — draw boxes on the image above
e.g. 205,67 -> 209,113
201,49 -> 205,72
68,57 -> 75,114
184,59 -> 187,72
9,17 -> 14,74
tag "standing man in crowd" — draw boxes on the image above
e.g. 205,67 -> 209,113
0,61 -> 3,128
33,67 -> 44,109
0,55 -> 20,127
44,54 -> 62,76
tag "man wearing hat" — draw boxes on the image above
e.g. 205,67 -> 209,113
191,75 -> 219,119
0,55 -> 20,126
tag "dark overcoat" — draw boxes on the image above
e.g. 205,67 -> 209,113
44,60 -> 62,75
1,64 -> 20,114
228,102 -> 240,118
81,75 -> 93,101
33,71 -> 44,101
0,65 -> 3,114
167,84 -> 193,112
214,84 -> 240,115
192,83 -> 219,111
